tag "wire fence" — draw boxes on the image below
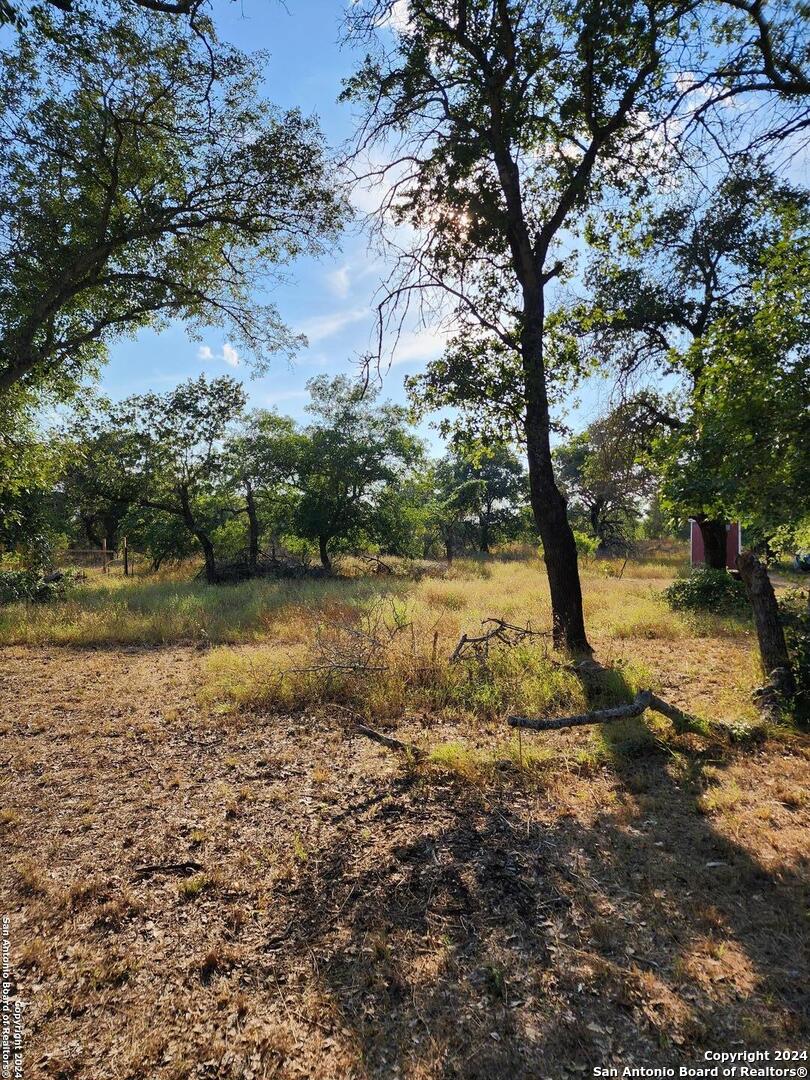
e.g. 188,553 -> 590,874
57,541 -> 140,575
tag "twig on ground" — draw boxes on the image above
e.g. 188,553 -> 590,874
329,702 -> 424,760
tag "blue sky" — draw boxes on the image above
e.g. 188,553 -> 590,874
97,0 -> 619,450
101,0 -> 459,442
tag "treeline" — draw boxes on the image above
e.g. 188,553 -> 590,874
0,0 -> 808,674
4,374 -> 686,581
6,376 -> 535,580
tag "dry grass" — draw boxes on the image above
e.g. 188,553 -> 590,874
1,640 -> 807,1080
3,544 -> 806,1079
198,551 -> 757,728
0,546 -> 763,728
0,547 -> 695,648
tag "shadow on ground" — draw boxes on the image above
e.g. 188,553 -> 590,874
260,721 -> 809,1077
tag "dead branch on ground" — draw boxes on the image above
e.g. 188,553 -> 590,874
358,553 -> 395,575
450,618 -> 550,663
508,689 -> 693,732
132,861 -> 204,880
329,702 -> 424,759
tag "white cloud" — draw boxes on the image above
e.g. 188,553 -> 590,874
391,327 -> 451,365
299,306 -> 369,344
326,264 -> 351,299
384,0 -> 410,33
197,342 -> 239,367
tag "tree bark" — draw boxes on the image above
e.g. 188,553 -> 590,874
178,485 -> 218,584
245,484 -> 259,574
521,298 -> 590,653
318,534 -> 332,572
697,517 -> 728,569
479,511 -> 490,553
196,531 -> 218,585
737,550 -> 795,698
491,131 -> 590,651
508,689 -> 693,732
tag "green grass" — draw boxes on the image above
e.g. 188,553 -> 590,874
202,637 -> 594,724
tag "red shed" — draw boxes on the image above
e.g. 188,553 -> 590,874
689,520 -> 741,570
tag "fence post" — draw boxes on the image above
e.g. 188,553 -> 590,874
102,537 -> 107,573
123,536 -> 129,577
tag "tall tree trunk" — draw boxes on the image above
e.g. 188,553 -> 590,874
521,295 -> 590,653
737,551 -> 796,698
485,103 -> 590,652
697,517 -> 727,569
318,534 -> 332,571
179,485 -> 218,584
195,532 -> 217,585
444,534 -> 454,563
246,484 -> 259,574
589,503 -> 601,539
479,513 -> 490,553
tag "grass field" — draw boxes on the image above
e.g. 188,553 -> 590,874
2,546 -> 807,1079
0,546 -> 760,726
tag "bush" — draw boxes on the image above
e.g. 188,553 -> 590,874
663,568 -> 748,613
572,530 -> 599,558
0,568 -> 77,605
779,588 -> 810,705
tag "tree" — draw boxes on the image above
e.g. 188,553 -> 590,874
0,7 -> 344,401
428,461 -> 484,563
59,428 -> 133,551
580,165 -> 808,566
292,375 -> 422,570
83,375 -> 247,582
554,407 -> 655,551
673,0 -> 810,147
343,0 -> 688,650
0,426 -> 66,570
1,0 -> 208,29
439,441 -> 526,553
372,471 -> 436,558
224,412 -> 300,573
117,504 -> 197,572
654,227 -> 810,553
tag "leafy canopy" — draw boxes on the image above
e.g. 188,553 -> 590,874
0,4 -> 345,400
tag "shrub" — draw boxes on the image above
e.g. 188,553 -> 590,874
572,530 -> 599,558
663,568 -> 748,614
0,568 -> 78,605
779,588 -> 810,706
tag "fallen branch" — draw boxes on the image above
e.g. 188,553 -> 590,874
132,861 -> 204,880
451,617 -> 549,663
354,722 -> 422,758
508,690 -> 693,732
283,663 -> 388,675
329,702 -> 424,760
358,554 -> 395,575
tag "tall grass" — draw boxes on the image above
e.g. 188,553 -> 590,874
0,548 -> 730,650
0,546 -> 760,724
202,635 -> 601,724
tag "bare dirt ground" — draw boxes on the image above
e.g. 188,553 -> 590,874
1,643 -> 808,1079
